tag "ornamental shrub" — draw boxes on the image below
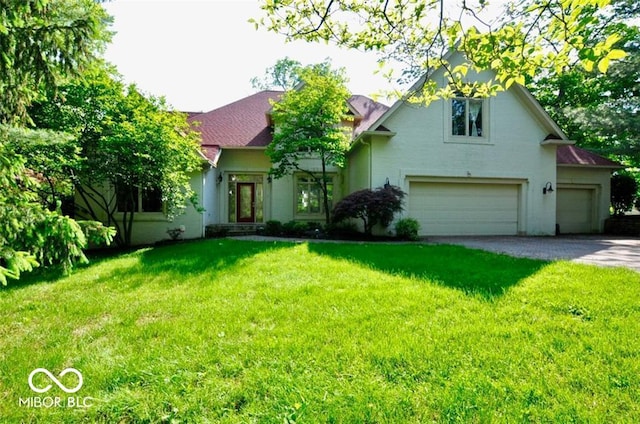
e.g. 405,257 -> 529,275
395,218 -> 421,241
332,185 -> 406,235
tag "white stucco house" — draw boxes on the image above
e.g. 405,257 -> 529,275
92,54 -> 621,245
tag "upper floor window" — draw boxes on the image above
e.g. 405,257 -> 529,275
452,97 -> 484,137
116,185 -> 163,213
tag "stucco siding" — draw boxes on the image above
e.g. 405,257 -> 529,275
365,60 -> 558,235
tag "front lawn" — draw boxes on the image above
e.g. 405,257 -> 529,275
1,239 -> 639,423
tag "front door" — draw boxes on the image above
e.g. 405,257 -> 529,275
236,182 -> 255,222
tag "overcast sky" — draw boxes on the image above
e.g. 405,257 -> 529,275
102,0 -> 396,112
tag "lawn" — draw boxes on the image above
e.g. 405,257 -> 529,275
1,239 -> 639,423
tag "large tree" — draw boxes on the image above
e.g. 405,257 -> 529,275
253,0 -> 628,101
30,68 -> 204,246
266,64 -> 352,224
531,15 -> 639,167
0,0 -> 110,124
0,0 -> 111,284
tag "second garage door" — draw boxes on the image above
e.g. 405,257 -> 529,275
556,187 -> 595,234
409,182 -> 520,236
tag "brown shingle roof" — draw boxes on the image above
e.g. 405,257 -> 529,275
188,91 -> 283,148
557,145 -> 622,168
189,91 -> 389,151
348,95 -> 390,137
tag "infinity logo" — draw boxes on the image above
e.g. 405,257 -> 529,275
28,368 -> 83,394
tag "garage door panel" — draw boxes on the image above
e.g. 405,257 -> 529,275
409,182 -> 519,236
556,188 -> 593,234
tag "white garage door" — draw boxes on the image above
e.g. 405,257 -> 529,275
556,188 -> 594,234
409,182 -> 519,236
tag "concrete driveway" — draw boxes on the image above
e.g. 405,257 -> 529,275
429,236 -> 640,272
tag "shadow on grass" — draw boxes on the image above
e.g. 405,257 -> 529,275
112,238 -> 293,286
308,242 -> 549,299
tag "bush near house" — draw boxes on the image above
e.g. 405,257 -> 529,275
611,174 -> 638,216
332,185 -> 406,236
395,217 -> 421,241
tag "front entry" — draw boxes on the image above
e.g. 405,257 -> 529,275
236,182 -> 255,222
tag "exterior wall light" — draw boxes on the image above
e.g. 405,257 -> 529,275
543,182 -> 554,195
216,173 -> 223,184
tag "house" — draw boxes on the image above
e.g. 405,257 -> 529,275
102,53 -> 621,244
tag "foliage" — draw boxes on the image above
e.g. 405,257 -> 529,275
325,221 -> 361,239
531,10 -> 639,168
5,126 -> 82,210
30,68 -> 204,246
254,0 -> 628,103
0,0 -> 111,124
282,220 -> 312,237
263,220 -> 284,236
1,239 -> 639,421
266,63 -> 352,224
611,173 -> 639,215
395,217 -> 421,241
251,57 -> 302,91
0,127 -> 114,285
332,185 -> 406,235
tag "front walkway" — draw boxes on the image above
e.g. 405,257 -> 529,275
429,235 -> 640,272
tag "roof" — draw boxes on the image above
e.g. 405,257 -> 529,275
189,91 -> 283,149
557,145 -> 623,168
189,91 -> 390,152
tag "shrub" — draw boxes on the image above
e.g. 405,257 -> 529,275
332,185 -> 406,235
205,225 -> 229,238
263,220 -> 283,236
325,221 -> 361,239
395,218 -> 421,241
611,174 -> 638,216
282,220 -> 309,237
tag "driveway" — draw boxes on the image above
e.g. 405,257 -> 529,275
429,236 -> 640,272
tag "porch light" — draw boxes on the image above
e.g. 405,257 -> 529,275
216,173 -> 223,184
267,175 -> 272,183
384,177 -> 390,189
543,182 -> 554,195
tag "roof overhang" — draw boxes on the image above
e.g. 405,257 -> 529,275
541,139 -> 575,146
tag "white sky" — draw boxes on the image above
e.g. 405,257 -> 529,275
102,0 -> 397,112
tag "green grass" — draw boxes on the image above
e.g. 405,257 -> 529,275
1,239 -> 639,423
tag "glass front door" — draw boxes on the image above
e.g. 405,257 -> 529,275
236,182 -> 255,222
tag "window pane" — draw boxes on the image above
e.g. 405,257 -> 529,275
116,185 -> 138,212
141,187 -> 163,212
468,99 -> 483,137
452,99 -> 466,136
228,183 -> 236,223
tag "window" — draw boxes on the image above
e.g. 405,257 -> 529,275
452,97 -> 484,137
116,185 -> 163,213
296,176 -> 333,215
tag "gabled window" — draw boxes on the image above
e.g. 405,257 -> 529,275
451,96 -> 484,137
116,185 -> 163,213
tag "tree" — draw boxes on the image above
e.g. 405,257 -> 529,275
531,16 -> 639,168
611,173 -> 638,216
0,0 -> 110,124
332,185 -> 406,236
251,57 -> 302,91
253,0 -> 628,102
30,68 -> 204,246
0,0 -> 111,284
266,63 -> 352,224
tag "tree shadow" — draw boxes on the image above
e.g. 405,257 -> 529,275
307,242 -> 549,299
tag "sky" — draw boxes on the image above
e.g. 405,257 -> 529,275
102,0 -> 397,113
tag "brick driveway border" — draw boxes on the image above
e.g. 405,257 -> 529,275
428,235 -> 640,272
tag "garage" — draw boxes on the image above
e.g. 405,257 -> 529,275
556,187 -> 595,234
408,181 -> 520,236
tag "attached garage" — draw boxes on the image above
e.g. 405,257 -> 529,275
556,187 -> 596,234
408,180 -> 521,236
